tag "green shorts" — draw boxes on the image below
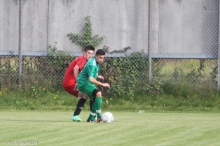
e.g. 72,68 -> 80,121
77,84 -> 97,98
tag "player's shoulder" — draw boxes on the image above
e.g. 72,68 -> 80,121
68,55 -> 84,65
76,55 -> 85,60
75,55 -> 86,62
86,58 -> 99,68
87,58 -> 96,65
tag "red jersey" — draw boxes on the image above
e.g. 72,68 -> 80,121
62,56 -> 87,87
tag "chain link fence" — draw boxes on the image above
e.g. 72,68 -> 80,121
0,0 -> 219,98
153,0 -> 219,93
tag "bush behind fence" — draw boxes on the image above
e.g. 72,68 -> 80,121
0,50 -> 218,100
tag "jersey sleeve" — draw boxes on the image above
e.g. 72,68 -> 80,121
76,57 -> 86,70
87,65 -> 97,78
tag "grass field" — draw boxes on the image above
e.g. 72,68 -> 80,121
0,110 -> 220,146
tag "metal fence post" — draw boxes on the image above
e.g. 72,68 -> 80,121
148,0 -> 152,83
18,0 -> 22,89
218,1 -> 220,90
148,0 -> 160,83
218,0 -> 220,91
218,44 -> 220,90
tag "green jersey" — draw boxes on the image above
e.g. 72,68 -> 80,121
77,57 -> 99,87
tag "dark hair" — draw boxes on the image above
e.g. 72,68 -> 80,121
84,45 -> 95,52
95,49 -> 105,56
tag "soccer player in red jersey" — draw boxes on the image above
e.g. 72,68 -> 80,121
62,45 -> 95,122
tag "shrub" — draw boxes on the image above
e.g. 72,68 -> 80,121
67,16 -> 105,50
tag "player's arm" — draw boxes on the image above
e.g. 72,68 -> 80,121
73,65 -> 80,79
97,75 -> 104,80
73,65 -> 80,91
89,77 -> 110,88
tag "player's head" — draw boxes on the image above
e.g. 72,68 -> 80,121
95,49 -> 105,64
83,45 -> 95,60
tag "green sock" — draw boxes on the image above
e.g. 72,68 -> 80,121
88,100 -> 96,120
95,97 -> 102,117
88,113 -> 96,120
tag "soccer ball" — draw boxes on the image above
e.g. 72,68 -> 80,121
101,112 -> 114,123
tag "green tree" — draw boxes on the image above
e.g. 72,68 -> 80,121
67,16 -> 105,50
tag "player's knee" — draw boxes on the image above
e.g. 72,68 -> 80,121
96,91 -> 102,97
81,95 -> 88,100
92,89 -> 102,98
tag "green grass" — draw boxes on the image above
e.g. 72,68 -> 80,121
159,59 -> 217,76
0,110 -> 220,146
0,90 -> 220,112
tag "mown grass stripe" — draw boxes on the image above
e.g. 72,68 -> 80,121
176,127 -> 220,146
148,127 -> 200,145
59,124 -> 130,144
1,111 -> 220,146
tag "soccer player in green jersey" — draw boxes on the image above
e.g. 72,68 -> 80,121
77,49 -> 110,123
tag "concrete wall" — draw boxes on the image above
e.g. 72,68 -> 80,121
0,0 -> 19,53
0,0 -> 219,57
0,0 -> 149,54
48,0 -> 149,53
21,0 -> 48,52
156,0 -> 219,57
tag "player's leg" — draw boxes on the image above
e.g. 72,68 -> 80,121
74,91 -> 89,116
87,89 -> 103,123
79,93 -> 95,113
89,98 -> 95,112
87,100 -> 97,122
72,92 -> 89,122
63,84 -> 89,122
93,91 -> 103,123
77,84 -> 98,122
63,85 -> 82,121
85,98 -> 97,122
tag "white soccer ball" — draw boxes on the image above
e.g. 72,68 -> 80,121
101,112 -> 114,123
